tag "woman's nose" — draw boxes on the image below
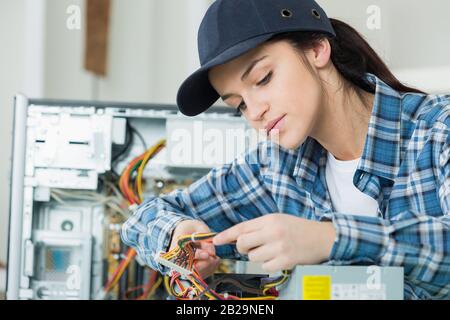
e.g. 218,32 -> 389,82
246,100 -> 269,122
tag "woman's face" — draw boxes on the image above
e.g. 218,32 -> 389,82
208,40 -> 327,150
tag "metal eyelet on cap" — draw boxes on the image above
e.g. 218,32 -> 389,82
311,9 -> 321,19
281,9 -> 293,18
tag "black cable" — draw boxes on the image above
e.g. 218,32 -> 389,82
119,267 -> 129,300
190,273 -> 224,300
129,124 -> 147,151
210,278 -> 264,295
111,120 -> 133,164
110,121 -> 148,177
134,262 -> 144,299
110,121 -> 134,178
119,244 -> 130,300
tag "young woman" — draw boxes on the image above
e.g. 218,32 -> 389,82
122,0 -> 450,299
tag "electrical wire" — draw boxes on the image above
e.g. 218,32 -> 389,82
111,120 -> 133,164
146,276 -> 163,300
159,232 -> 279,300
103,248 -> 137,293
50,189 -> 129,219
118,139 -> 165,205
99,140 -> 166,299
125,270 -> 159,300
130,125 -> 148,151
105,136 -> 289,300
261,269 -> 292,295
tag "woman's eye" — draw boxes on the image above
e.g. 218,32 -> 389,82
257,71 -> 272,86
237,101 -> 247,112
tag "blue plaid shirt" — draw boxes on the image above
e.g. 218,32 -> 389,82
121,73 -> 450,299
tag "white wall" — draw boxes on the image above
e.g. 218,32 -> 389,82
0,0 -> 27,267
386,0 -> 450,69
42,0 -> 450,103
319,0 -> 450,93
43,0 -> 94,100
46,0 -> 387,103
0,0 -> 47,270
43,0 -> 211,103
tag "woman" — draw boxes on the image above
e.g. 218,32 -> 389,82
122,0 -> 450,299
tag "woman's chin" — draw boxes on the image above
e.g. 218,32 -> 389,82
275,134 -> 306,150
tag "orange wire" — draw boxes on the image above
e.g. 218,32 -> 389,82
104,248 -> 137,293
119,155 -> 144,204
137,270 -> 158,300
106,142 -> 165,298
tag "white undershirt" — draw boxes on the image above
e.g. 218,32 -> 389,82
325,151 -> 379,217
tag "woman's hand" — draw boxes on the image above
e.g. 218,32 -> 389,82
213,214 -> 336,272
169,219 -> 220,278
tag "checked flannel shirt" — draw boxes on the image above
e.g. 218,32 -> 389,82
121,73 -> 450,299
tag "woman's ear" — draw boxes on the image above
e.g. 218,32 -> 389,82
308,38 -> 332,69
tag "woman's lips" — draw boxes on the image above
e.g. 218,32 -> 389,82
267,115 -> 286,136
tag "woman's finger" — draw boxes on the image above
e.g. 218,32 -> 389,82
195,249 -> 210,260
262,255 -> 292,273
247,243 -> 276,263
236,230 -> 266,254
200,241 -> 216,256
213,219 -> 262,245
195,256 -> 221,279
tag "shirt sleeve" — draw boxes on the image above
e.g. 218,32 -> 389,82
327,118 -> 450,299
121,142 -> 278,274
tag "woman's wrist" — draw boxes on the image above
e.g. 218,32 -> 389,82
319,222 -> 336,261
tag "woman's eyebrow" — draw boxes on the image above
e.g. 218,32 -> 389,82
241,55 -> 268,81
220,55 -> 268,101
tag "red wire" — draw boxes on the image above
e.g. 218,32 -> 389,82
134,270 -> 158,300
104,249 -> 136,292
106,145 -> 165,299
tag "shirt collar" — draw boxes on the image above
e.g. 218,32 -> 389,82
293,73 -> 403,194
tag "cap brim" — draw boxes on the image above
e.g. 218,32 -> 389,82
177,33 -> 276,116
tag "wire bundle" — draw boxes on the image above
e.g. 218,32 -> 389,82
103,248 -> 137,294
101,137 -> 290,300
161,232 -> 230,300
261,269 -> 292,295
125,269 -> 162,300
50,183 -> 129,219
119,139 -> 166,205
159,233 -> 279,300
99,139 -> 166,299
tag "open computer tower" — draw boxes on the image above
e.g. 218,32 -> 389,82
6,94 -> 252,300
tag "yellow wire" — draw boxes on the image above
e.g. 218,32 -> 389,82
136,140 -> 166,202
262,274 -> 290,295
164,275 -> 173,296
145,277 -> 162,300
161,231 -> 283,300
105,252 -> 136,292
178,232 -> 216,239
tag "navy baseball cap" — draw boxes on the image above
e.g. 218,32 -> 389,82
176,0 -> 336,116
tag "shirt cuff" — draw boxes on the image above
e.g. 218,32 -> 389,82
147,213 -> 192,274
327,212 -> 390,264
